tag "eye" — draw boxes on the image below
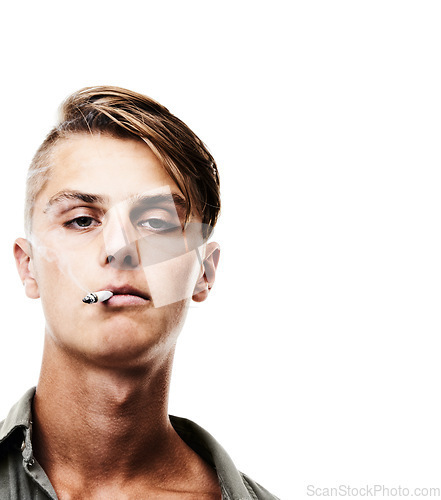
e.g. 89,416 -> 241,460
64,216 -> 100,230
138,218 -> 180,232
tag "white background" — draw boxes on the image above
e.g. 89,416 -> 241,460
1,2 -> 441,499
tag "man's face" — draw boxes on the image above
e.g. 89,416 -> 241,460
21,134 -> 210,368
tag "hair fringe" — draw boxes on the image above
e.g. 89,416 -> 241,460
25,86 -> 220,238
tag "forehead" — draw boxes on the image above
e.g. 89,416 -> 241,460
39,134 -> 181,205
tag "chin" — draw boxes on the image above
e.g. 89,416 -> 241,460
77,318 -> 176,369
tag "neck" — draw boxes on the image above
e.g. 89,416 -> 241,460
32,334 -> 178,481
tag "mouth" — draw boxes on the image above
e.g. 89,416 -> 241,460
103,285 -> 151,307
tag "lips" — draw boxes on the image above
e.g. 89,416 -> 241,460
105,285 -> 151,300
101,284 -> 151,306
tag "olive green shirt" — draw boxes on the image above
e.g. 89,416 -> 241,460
0,388 -> 279,499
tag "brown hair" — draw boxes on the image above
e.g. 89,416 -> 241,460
25,86 -> 220,237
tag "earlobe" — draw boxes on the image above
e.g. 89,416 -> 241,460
13,238 -> 40,299
192,242 -> 220,303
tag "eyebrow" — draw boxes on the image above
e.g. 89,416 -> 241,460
44,190 -> 188,215
130,193 -> 187,213
129,193 -> 188,223
44,191 -> 107,213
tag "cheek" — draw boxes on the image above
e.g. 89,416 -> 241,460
34,226 -> 101,287
32,255 -> 84,339
33,242 -> 92,301
143,250 -> 202,308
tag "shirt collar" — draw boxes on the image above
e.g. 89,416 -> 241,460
170,416 -> 253,500
0,387 -> 34,445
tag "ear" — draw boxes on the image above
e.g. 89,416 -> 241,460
13,238 -> 40,299
192,242 -> 220,303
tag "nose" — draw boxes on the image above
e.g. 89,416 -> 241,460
102,206 -> 141,270
106,242 -> 140,269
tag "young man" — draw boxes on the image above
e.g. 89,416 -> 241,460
0,87 -> 278,499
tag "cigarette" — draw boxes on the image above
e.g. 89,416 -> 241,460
82,290 -> 114,304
